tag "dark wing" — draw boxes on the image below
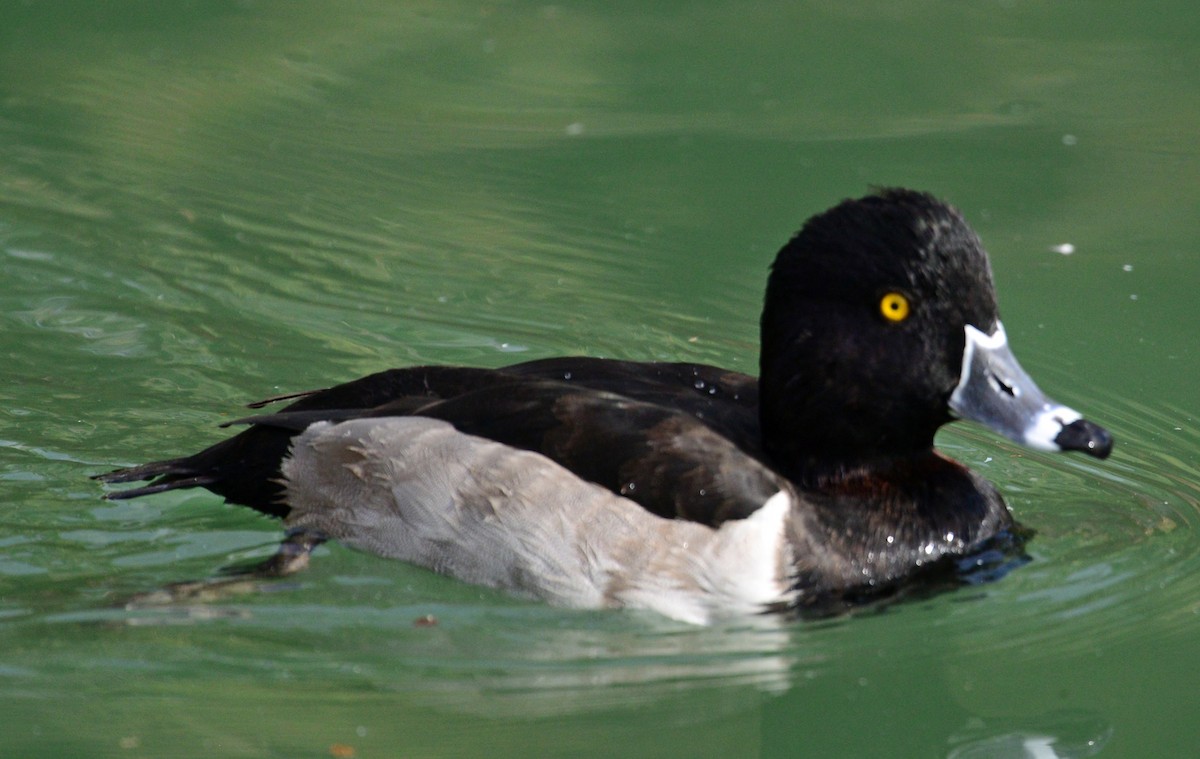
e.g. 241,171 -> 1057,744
503,356 -> 761,454
387,380 -> 784,524
94,358 -> 779,525
93,365 -> 515,516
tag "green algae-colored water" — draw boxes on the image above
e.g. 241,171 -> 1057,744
2,3 -> 1198,756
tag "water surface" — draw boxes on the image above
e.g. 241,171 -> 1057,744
2,2 -> 1198,757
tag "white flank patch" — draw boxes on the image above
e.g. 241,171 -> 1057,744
628,491 -> 794,625
282,418 -> 798,626
702,490 -> 794,607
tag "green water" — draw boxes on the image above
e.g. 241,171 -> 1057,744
3,2 -> 1198,757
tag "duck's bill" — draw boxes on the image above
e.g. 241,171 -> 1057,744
948,323 -> 1113,459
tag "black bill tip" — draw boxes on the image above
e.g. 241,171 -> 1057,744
1054,418 -> 1114,459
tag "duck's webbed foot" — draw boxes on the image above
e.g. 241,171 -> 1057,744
234,527 -> 327,578
121,528 -> 327,610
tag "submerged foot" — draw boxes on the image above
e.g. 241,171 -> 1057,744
121,529 -> 327,608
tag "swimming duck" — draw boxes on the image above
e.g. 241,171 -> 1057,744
95,189 -> 1112,624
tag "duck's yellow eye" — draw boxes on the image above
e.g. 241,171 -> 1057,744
880,292 -> 910,322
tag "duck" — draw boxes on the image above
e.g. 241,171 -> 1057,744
95,188 -> 1113,625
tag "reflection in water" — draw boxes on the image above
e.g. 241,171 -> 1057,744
46,596 -> 805,720
948,711 -> 1113,759
383,614 -> 803,719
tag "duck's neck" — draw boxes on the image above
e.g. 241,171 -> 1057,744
757,328 -> 949,468
755,345 -> 973,515
777,451 -> 1015,606
757,365 -> 946,467
792,450 -> 1000,519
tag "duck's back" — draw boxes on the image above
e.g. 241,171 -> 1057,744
100,357 -> 778,525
